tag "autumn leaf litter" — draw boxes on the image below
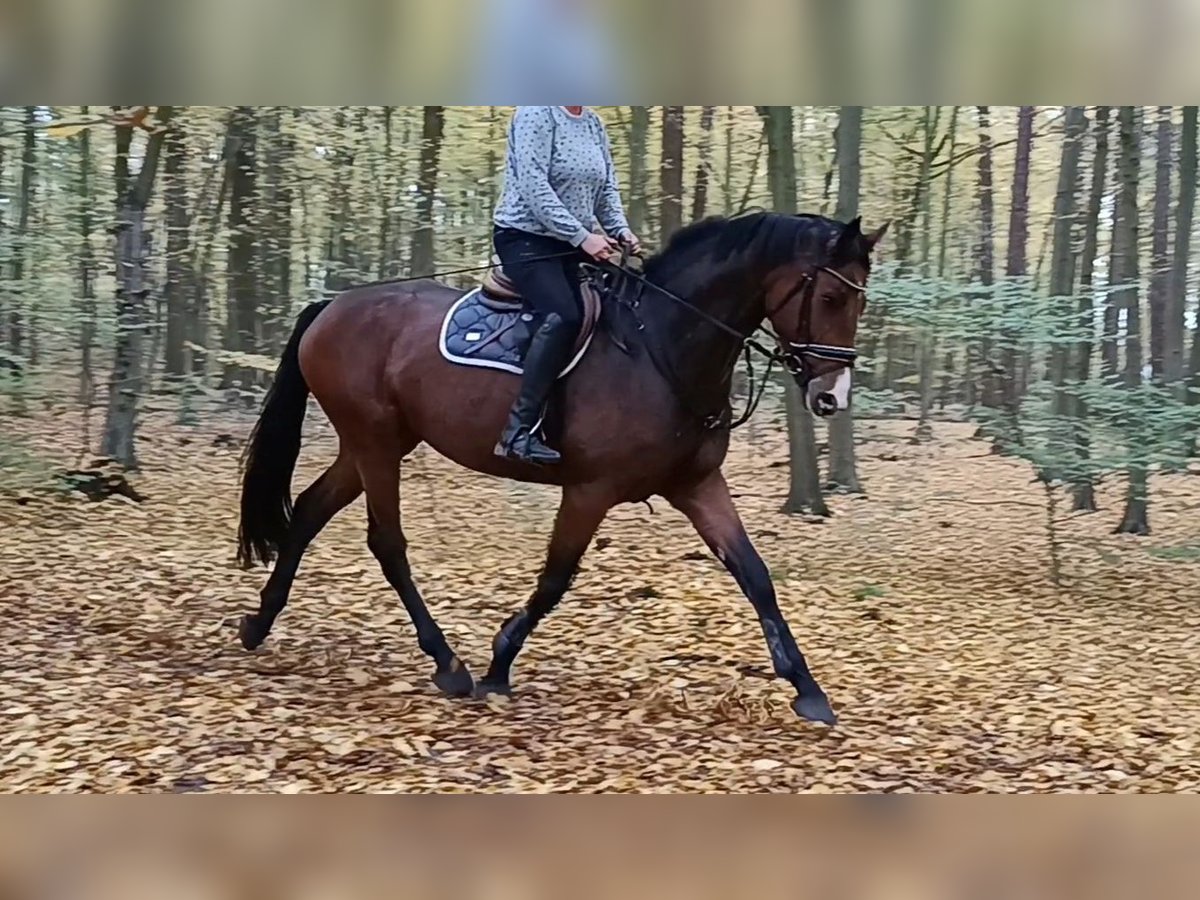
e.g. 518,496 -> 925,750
1,409 -> 1198,792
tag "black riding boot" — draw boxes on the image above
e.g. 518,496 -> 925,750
495,312 -> 575,465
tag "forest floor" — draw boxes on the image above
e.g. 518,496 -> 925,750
1,404 -> 1199,793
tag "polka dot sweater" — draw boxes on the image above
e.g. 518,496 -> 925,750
493,106 -> 630,247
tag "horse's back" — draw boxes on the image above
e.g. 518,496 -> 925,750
298,281 -> 462,422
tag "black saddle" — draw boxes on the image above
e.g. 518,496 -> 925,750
438,261 -> 604,378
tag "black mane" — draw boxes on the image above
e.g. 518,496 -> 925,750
643,212 -> 863,286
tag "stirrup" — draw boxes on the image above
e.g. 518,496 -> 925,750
494,427 -> 561,465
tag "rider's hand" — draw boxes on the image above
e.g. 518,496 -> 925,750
581,232 -> 618,262
619,229 -> 642,256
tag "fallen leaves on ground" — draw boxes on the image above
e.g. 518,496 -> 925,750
1,407 -> 1198,793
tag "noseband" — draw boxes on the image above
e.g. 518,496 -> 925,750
770,266 -> 866,384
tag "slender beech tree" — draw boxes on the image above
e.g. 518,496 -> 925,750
627,106 -> 650,235
827,105 -> 864,492
974,105 -> 997,408
1070,106 -> 1110,512
76,105 -> 99,409
1148,106 -> 1173,382
1045,107 -> 1087,482
691,106 -> 715,220
100,107 -> 175,468
758,105 -> 828,516
408,105 -> 445,277
1112,107 -> 1149,535
659,106 -> 685,240
162,112 -> 190,381
222,106 -> 259,391
1169,107 -> 1195,388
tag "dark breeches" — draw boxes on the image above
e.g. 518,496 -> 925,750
493,227 -> 585,330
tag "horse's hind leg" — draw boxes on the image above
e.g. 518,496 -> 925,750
478,485 -> 611,696
240,454 -> 362,649
358,447 -> 475,698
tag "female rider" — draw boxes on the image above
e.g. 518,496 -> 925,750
492,105 -> 640,465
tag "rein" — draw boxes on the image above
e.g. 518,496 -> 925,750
340,251 -> 581,292
605,258 -> 865,430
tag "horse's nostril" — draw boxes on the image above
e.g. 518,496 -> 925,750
814,392 -> 837,416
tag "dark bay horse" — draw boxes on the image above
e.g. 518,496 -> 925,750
236,212 -> 886,725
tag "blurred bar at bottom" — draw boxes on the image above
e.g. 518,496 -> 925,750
0,797 -> 1195,899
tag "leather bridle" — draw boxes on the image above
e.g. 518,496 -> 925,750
765,266 -> 867,387
603,256 -> 868,428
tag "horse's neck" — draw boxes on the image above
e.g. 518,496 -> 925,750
644,259 -> 767,411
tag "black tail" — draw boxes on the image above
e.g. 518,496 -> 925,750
236,300 -> 331,568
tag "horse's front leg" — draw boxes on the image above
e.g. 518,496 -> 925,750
477,484 -> 612,696
668,471 -> 835,725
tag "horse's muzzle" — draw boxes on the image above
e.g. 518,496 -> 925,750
804,366 -> 853,417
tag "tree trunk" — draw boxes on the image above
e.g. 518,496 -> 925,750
100,107 -> 175,469
1112,107 -> 1150,535
1006,108 -> 1035,278
260,107 -> 293,356
1070,106 -> 1110,512
975,107 -> 996,288
996,106 -> 1035,446
974,106 -> 997,408
827,106 -> 864,493
1176,107 -> 1200,423
933,108 -> 961,415
627,106 -> 650,235
408,105 -> 444,277
1148,106 -> 1173,382
916,106 -> 952,443
1185,105 -> 1200,391
1169,107 -> 1195,388
721,106 -> 735,214
221,106 -> 259,392
659,106 -> 685,239
783,378 -> 829,515
185,121 -> 234,395
757,106 -> 829,516
1046,107 -> 1088,481
0,111 -> 5,356
691,106 -> 715,220
162,114 -> 190,381
379,106 -> 396,279
1100,108 -> 1124,384
484,105 -> 500,225
77,106 -> 98,410
6,106 -> 36,398
325,107 -> 361,291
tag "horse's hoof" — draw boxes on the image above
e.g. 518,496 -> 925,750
238,614 -> 265,651
431,659 -> 475,698
791,692 -> 837,726
473,678 -> 512,700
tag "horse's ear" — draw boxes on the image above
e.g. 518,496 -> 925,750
829,217 -> 862,263
863,220 -> 890,252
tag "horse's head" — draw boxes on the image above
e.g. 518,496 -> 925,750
764,217 -> 888,417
